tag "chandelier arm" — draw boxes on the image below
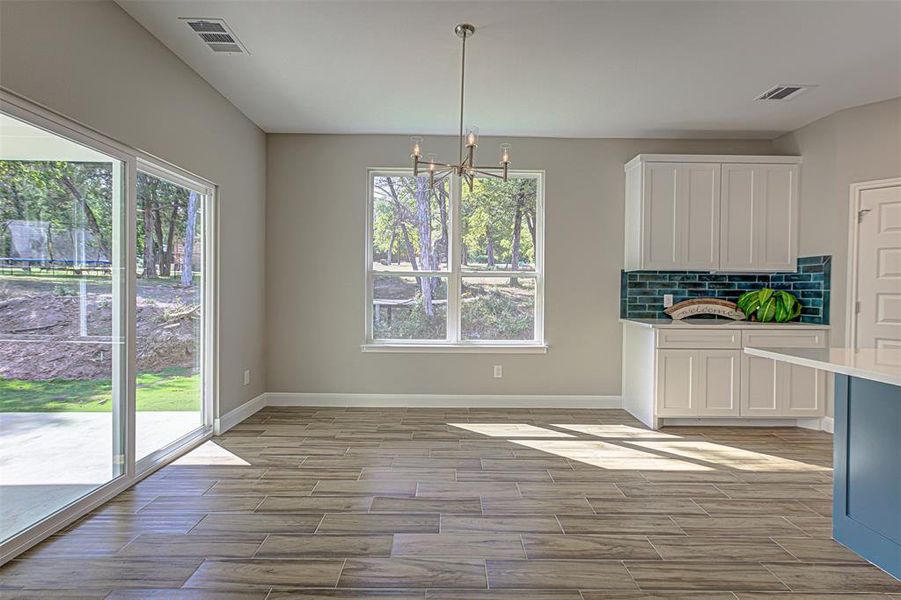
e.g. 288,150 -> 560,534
470,169 -> 507,179
415,158 -> 456,170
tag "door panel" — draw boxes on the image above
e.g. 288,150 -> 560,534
682,164 -> 720,270
756,165 -> 798,271
644,163 -> 679,268
656,350 -> 696,416
698,350 -> 741,416
782,363 -> 825,415
856,183 -> 901,367
720,165 -> 756,271
0,112 -> 126,543
741,354 -> 779,415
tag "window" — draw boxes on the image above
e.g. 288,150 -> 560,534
366,170 -> 544,350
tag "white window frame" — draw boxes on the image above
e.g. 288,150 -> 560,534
0,89 -> 218,564
363,168 -> 546,353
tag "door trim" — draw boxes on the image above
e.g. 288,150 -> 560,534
846,177 -> 901,350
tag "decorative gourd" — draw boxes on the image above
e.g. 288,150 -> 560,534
737,288 -> 802,323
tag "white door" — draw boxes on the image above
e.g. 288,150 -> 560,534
697,350 -> 741,416
720,164 -> 799,272
656,349 -> 698,416
642,163 -> 719,270
741,354 -> 780,416
854,180 -> 901,366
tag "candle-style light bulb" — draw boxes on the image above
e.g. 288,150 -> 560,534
410,136 -> 423,158
466,126 -> 479,148
500,143 -> 511,164
426,153 -> 437,171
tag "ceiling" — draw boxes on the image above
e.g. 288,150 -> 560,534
116,0 -> 900,138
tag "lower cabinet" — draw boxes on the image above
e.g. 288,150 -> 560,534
741,353 -> 827,417
650,328 -> 827,420
657,349 -> 741,417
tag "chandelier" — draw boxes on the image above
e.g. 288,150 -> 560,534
409,24 -> 511,192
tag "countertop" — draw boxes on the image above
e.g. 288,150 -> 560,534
621,318 -> 830,330
743,346 -> 901,387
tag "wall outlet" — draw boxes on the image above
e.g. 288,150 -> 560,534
493,365 -> 503,378
243,369 -> 251,386
663,294 -> 674,308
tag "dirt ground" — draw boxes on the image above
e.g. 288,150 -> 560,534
0,275 -> 200,380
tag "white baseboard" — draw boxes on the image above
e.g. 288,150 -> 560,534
214,392 -> 267,434
663,417 -> 819,428
265,392 -> 621,409
796,416 -> 834,433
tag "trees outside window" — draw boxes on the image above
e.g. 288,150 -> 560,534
367,170 -> 543,345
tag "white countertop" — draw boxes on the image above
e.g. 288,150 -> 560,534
744,347 -> 901,387
621,318 -> 830,330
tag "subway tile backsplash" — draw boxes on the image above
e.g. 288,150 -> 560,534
620,256 -> 831,324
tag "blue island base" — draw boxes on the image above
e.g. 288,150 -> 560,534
833,374 -> 901,580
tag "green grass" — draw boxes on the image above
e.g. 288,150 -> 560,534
0,367 -> 200,412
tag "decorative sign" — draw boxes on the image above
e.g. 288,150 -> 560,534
664,298 -> 746,320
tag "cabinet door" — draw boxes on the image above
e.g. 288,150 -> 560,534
741,353 -> 780,416
681,164 -> 721,270
780,363 -> 826,416
697,350 -> 741,416
656,349 -> 698,416
755,164 -> 799,271
642,163 -> 720,270
720,165 -> 757,271
720,164 -> 799,272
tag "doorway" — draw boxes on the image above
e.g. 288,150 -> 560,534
848,178 -> 901,364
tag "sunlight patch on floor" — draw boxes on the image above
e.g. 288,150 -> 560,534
448,423 -> 574,438
511,439 -> 713,471
552,424 -> 682,439
172,441 -> 251,466
631,440 -> 831,472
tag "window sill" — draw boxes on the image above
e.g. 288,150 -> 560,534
361,343 -> 549,354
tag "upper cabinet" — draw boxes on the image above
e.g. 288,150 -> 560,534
624,155 -> 801,272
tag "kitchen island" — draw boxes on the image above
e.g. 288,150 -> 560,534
744,346 -> 901,579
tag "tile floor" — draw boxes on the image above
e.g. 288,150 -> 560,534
2,407 -> 900,598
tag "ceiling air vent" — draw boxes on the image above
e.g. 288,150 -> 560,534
181,18 -> 248,54
756,84 -> 813,101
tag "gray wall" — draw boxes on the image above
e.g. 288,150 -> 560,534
0,0 -> 267,415
266,134 -> 773,396
774,98 -> 901,348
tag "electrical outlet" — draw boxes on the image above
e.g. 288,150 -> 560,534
243,369 -> 251,386
663,294 -> 674,308
493,365 -> 503,378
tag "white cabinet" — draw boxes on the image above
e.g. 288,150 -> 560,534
720,164 -> 799,272
622,323 -> 828,428
656,348 -> 742,418
624,155 -> 801,272
657,350 -> 741,417
740,330 -> 827,417
639,162 -> 720,270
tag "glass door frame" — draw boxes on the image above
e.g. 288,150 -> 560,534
134,159 -> 216,474
0,89 -> 218,563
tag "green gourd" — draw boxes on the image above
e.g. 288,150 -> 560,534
737,288 -> 802,323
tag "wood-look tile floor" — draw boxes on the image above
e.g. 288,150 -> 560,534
3,407 -> 901,599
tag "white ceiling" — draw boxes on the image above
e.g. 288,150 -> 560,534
117,0 -> 901,138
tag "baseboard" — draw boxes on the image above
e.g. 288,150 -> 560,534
663,417 -> 816,428
214,392 -> 267,434
266,392 -> 621,409
821,416 -> 834,433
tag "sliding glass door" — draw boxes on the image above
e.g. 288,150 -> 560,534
0,94 -> 215,555
0,111 -> 127,542
135,168 -> 206,464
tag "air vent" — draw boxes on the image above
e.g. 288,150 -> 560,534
756,85 -> 813,101
181,18 -> 248,54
